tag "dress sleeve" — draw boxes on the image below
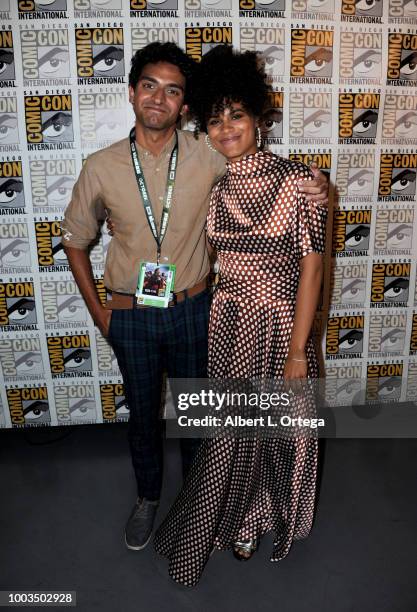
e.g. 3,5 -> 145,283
60,158 -> 104,249
293,164 -> 327,259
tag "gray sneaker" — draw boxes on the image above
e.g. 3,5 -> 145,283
125,498 -> 159,551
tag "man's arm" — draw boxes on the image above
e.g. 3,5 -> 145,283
297,162 -> 329,206
64,245 -> 111,337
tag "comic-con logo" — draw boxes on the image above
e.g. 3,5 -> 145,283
366,362 -> 403,403
368,312 -> 407,356
131,26 -> 178,53
24,93 -> 74,150
332,208 -> 371,257
406,360 -> 417,401
6,386 -> 50,427
387,33 -> 417,86
260,91 -> 283,144
290,28 -> 333,84
339,30 -> 382,85
338,92 -> 380,143
0,336 -> 44,380
374,205 -> 414,255
240,26 -> 285,85
239,0 -> 285,18
289,150 -> 331,182
341,0 -> 383,22
54,382 -> 97,424
325,363 -> 363,407
90,230 -> 111,270
18,0 -> 68,19
20,27 -> 70,84
95,327 -> 120,377
410,313 -> 417,355
0,281 -> 37,330
289,91 -> 332,143
326,313 -> 365,359
30,157 -> 75,214
0,221 -> 31,273
0,159 -> 25,214
389,0 -> 417,22
382,93 -> 417,145
185,0 -> 232,17
0,29 -> 16,86
100,382 -> 129,422
78,90 -> 126,148
378,153 -> 417,201
185,26 -> 232,61
0,93 -> 19,149
130,0 -> 179,17
291,0 -> 334,18
74,0 -> 123,17
370,261 -> 411,307
330,260 -> 367,308
75,27 -> 125,84
41,277 -> 88,329
35,220 -> 69,271
336,151 -> 374,203
47,332 -> 92,378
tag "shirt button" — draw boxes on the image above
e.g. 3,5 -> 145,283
159,196 -> 163,200
155,168 -> 160,172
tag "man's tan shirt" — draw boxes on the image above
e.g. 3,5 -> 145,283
61,130 -> 225,293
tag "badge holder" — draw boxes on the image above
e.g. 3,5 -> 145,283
135,261 -> 176,308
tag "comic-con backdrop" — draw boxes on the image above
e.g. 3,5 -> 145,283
0,0 -> 416,428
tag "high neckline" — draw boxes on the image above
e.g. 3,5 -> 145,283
226,150 -> 278,176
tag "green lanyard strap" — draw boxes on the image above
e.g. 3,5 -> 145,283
129,127 -> 178,263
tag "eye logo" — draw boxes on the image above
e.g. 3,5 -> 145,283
0,237 -> 31,270
75,28 -> 124,82
0,112 -> 18,145
0,47 -> 15,82
25,94 -> 73,147
0,178 -> 24,210
371,262 -> 411,306
291,29 -> 333,82
341,0 -> 383,19
366,363 -> 403,403
47,334 -> 92,377
326,315 -> 365,358
347,168 -> 374,195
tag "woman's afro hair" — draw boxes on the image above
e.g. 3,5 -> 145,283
188,44 -> 270,134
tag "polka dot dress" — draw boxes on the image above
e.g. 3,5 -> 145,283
154,151 -> 327,587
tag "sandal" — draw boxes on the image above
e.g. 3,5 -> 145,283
232,539 -> 258,562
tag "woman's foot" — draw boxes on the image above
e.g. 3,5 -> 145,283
232,539 -> 258,561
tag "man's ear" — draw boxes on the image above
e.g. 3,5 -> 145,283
180,104 -> 189,117
128,85 -> 135,104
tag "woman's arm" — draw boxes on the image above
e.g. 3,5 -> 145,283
284,252 -> 323,380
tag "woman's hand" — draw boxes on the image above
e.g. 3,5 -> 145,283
297,162 -> 329,208
283,351 -> 308,380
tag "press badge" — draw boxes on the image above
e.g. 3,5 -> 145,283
135,261 -> 176,308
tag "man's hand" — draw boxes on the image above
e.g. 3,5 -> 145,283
297,162 -> 329,207
96,307 -> 112,338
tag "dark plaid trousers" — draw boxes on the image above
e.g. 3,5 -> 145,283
108,289 -> 211,501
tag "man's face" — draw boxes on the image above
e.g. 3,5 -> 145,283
129,61 -> 186,131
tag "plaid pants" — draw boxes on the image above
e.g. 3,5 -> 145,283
108,290 -> 210,501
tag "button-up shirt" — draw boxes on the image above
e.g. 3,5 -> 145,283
61,130 -> 225,293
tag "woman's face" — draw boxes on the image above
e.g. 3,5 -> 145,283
206,102 -> 258,162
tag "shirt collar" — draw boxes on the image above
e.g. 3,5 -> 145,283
137,130 -> 177,163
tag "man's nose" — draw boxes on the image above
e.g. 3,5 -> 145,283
152,87 -> 165,104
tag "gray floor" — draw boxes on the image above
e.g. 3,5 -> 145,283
0,424 -> 416,612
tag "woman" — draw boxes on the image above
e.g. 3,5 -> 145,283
155,45 -> 327,587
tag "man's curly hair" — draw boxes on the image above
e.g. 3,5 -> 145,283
188,45 -> 270,134
129,42 -> 197,105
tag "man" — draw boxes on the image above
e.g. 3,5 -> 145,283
61,42 -> 329,553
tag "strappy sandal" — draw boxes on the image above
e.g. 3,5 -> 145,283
232,539 -> 258,562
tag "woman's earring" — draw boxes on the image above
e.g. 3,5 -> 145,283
205,133 -> 216,152
256,127 -> 262,149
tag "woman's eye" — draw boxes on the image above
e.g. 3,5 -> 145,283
94,46 -> 123,74
339,331 -> 363,351
356,0 -> 377,11
400,53 -> 417,76
384,279 -> 409,300
64,349 -> 90,369
344,225 -> 370,249
391,171 -> 416,192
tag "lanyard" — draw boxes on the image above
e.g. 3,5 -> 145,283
129,127 -> 178,264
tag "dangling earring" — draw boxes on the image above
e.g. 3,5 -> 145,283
205,133 -> 216,152
256,126 -> 262,149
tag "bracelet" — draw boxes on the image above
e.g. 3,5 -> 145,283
288,357 -> 307,363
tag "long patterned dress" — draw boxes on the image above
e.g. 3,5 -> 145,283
154,151 -> 327,587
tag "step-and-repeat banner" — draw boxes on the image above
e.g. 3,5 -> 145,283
0,0 -> 416,428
